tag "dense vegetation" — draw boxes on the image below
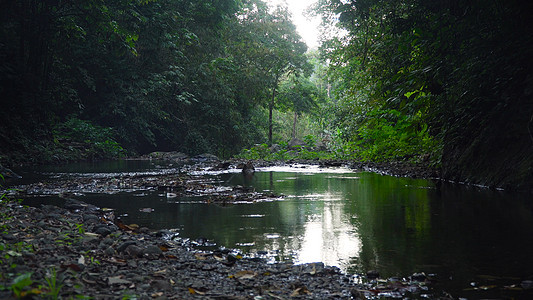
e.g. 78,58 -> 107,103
0,0 -> 309,163
1,0 -> 532,188
314,0 -> 533,188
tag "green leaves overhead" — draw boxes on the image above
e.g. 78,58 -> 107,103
0,0 -> 316,161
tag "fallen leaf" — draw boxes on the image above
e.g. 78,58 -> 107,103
153,269 -> 167,276
103,257 -> 127,265
78,255 -> 85,265
188,287 -> 206,295
152,292 -> 164,297
195,253 -> 209,260
290,286 -> 312,296
234,270 -> 257,279
6,250 -> 22,257
479,285 -> 498,290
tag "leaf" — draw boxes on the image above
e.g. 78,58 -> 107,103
234,270 -> 256,279
188,287 -> 205,295
290,286 -> 312,296
194,253 -> 209,260
6,251 -> 22,257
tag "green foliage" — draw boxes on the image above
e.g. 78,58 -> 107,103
316,0 -> 533,186
236,142 -> 333,161
9,272 -> 33,298
237,144 -> 271,160
303,135 -> 317,149
53,118 -> 125,159
44,268 -> 63,300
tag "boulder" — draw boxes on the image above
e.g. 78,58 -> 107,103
241,161 -> 255,175
146,151 -> 189,161
0,164 -> 21,179
288,138 -> 306,149
191,153 -> 220,162
270,144 -> 282,153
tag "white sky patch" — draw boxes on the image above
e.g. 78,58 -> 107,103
266,0 -> 321,50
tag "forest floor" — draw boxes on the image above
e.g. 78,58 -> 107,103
0,156 -> 456,299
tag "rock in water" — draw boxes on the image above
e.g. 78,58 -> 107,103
242,161 -> 255,175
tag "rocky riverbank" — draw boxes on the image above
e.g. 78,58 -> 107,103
0,198 -> 449,299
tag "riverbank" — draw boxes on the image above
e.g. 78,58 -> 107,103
0,198 -> 447,299
3,158 -> 533,299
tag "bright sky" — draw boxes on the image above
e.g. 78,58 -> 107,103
266,0 -> 321,49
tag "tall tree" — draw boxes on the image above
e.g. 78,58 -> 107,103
277,75 -> 320,139
233,0 -> 310,145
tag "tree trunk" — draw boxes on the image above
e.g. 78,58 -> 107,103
268,85 -> 276,146
292,111 -> 298,139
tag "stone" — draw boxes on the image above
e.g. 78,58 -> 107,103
366,270 -> 380,279
288,138 -> 306,148
117,241 -> 137,252
242,161 -> 255,175
125,245 -> 143,257
143,245 -> 163,256
104,247 -> 115,256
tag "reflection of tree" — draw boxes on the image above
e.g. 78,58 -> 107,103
338,173 -> 434,276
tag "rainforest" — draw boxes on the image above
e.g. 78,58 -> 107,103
1,0 -> 533,190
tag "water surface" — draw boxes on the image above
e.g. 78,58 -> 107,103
13,160 -> 533,298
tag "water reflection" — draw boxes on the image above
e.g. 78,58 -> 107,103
18,162 -> 533,298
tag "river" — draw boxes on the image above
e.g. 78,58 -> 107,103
8,160 -> 533,298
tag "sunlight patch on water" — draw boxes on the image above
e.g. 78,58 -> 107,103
241,214 -> 265,218
257,165 -> 354,174
295,202 -> 361,268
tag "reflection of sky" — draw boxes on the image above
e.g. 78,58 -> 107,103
293,192 -> 361,270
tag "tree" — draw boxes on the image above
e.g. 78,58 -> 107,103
233,0 -> 310,145
277,75 -> 320,139
316,0 -> 533,187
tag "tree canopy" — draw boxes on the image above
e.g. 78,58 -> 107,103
315,0 -> 533,188
1,0 -> 532,189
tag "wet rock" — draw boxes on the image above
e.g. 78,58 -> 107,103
144,245 -> 163,257
145,151 -> 189,161
366,270 -> 380,279
64,198 -> 98,211
522,280 -> 533,289
289,138 -> 306,148
270,144 -> 282,153
117,241 -> 137,252
0,164 -> 21,178
104,246 -> 115,256
411,272 -> 428,282
125,244 -> 144,257
241,161 -> 255,175
191,153 -> 220,162
93,224 -> 115,236
151,279 -> 172,291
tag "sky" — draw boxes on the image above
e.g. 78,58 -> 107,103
266,0 -> 321,49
